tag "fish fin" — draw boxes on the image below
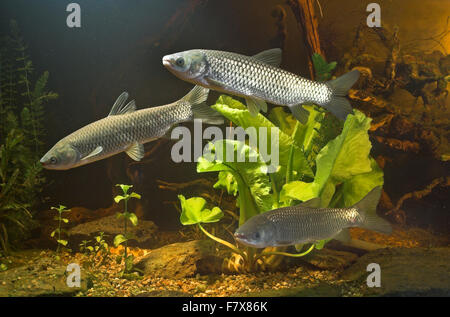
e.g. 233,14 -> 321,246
109,93 -> 136,116
297,197 -> 321,208
180,85 -> 209,105
126,143 -> 144,161
205,77 -> 228,90
82,146 -> 103,161
333,229 -> 351,243
324,69 -> 360,121
245,96 -> 267,116
108,92 -> 129,116
191,103 -> 224,125
294,243 -> 304,252
288,104 -> 309,124
252,48 -> 282,67
353,186 -> 392,234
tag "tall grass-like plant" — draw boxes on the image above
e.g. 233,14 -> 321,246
0,20 -> 58,253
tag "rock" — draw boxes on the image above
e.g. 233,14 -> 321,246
68,214 -> 158,249
341,247 -> 450,296
299,248 -> 358,270
134,240 -> 223,278
0,256 -> 87,297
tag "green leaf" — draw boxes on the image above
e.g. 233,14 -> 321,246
129,192 -> 141,200
114,195 -> 125,203
116,212 -> 124,219
281,110 -> 373,207
212,98 -> 313,180
57,240 -> 68,246
62,218 -> 69,223
314,239 -> 330,250
116,184 -> 132,195
312,53 -> 337,82
114,234 -> 127,247
178,195 -> 224,225
213,171 -> 238,196
125,254 -> 134,272
334,158 -> 384,208
128,213 -> 138,226
197,140 -> 272,224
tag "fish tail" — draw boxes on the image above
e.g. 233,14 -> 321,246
181,85 -> 224,125
353,186 -> 392,234
323,69 -> 360,121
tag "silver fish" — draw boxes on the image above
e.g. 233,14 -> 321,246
40,86 -> 223,170
234,186 -> 392,248
162,48 -> 360,124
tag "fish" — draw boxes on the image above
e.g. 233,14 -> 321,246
40,86 -> 223,170
234,186 -> 392,248
162,48 -> 360,124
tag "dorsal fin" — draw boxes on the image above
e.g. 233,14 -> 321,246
108,92 -> 136,116
252,48 -> 282,67
297,197 -> 321,208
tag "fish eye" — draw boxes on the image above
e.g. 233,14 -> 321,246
50,156 -> 57,164
175,57 -> 185,67
253,232 -> 261,240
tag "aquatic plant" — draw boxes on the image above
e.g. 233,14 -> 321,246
50,205 -> 70,253
79,232 -> 110,270
0,20 -> 58,253
113,184 -> 141,275
178,55 -> 383,272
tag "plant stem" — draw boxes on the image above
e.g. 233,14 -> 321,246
286,121 -> 300,184
57,211 -> 61,253
255,244 -> 315,261
198,223 -> 246,258
124,199 -> 128,266
269,173 -> 279,208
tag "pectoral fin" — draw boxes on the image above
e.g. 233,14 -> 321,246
82,146 -> 103,161
126,143 -> 144,161
245,96 -> 267,116
205,77 -> 228,91
333,229 -> 351,243
288,104 -> 310,124
294,244 -> 304,252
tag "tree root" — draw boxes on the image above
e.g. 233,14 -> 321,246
387,176 -> 450,218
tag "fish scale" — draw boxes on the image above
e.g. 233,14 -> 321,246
64,102 -> 190,161
263,206 -> 360,245
202,50 -> 332,106
163,48 -> 360,123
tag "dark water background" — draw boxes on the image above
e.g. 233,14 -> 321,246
0,0 -> 448,231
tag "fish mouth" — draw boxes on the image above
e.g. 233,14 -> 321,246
234,232 -> 247,241
39,157 -> 49,167
162,56 -> 172,67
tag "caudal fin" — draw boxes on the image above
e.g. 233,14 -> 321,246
181,85 -> 224,125
353,186 -> 392,234
324,69 -> 360,121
